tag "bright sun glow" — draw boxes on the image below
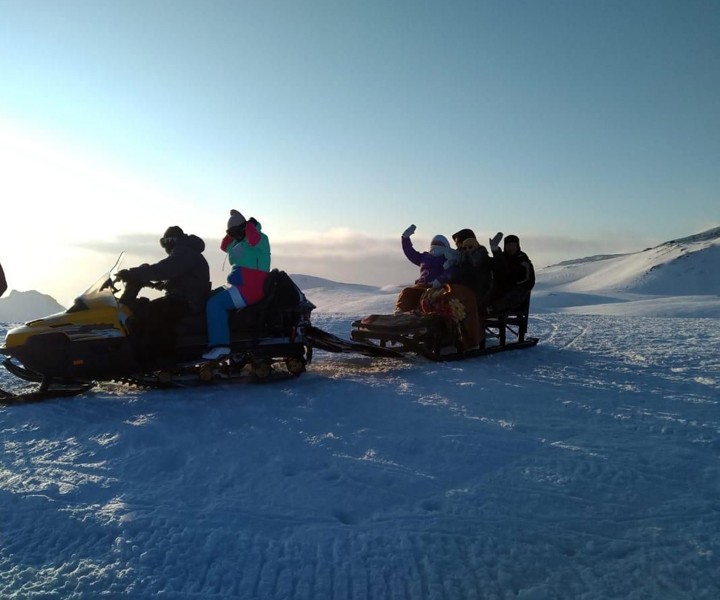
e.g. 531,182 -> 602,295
0,119 -> 216,304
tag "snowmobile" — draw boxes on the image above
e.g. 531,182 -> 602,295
350,287 -> 539,361
0,254 -> 400,404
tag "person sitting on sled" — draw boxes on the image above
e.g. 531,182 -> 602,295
116,226 -> 211,363
395,224 -> 454,314
449,228 -> 496,307
487,232 -> 535,314
202,210 -> 271,360
435,228 -> 494,351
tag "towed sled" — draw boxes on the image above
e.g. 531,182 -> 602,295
350,291 -> 538,361
0,255 -> 398,404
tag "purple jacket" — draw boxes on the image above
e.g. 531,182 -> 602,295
402,237 -> 452,285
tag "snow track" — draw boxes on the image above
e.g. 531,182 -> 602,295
1,314 -> 720,598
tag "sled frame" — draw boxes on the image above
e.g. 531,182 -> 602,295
351,296 -> 537,361
484,295 -> 531,346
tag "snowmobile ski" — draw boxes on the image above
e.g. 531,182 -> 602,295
0,381 -> 95,405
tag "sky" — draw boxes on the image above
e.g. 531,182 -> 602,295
1,0 -> 719,305
2,254 -> 720,596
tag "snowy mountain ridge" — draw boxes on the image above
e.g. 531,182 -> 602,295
533,226 -> 720,316
660,224 -> 720,247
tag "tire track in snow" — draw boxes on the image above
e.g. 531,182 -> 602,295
531,314 -> 588,349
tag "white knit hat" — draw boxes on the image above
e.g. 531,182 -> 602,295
430,234 -> 449,248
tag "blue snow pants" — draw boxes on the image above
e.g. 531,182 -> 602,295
206,287 -> 247,347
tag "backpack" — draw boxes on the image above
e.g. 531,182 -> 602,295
263,269 -> 303,312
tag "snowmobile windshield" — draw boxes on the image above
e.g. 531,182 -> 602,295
67,253 -> 125,313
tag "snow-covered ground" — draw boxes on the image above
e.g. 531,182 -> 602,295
1,229 -> 720,598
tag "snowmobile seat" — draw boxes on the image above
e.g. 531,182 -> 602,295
172,271 -> 308,347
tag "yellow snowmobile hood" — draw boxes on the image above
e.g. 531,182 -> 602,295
3,295 -> 131,352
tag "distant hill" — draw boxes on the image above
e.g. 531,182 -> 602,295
537,226 -> 720,295
290,274 -> 398,315
290,274 -> 383,294
0,290 -> 66,325
532,226 -> 720,316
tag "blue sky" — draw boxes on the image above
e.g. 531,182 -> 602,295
1,0 -> 718,304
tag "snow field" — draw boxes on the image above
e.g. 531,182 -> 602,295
1,309 -> 719,598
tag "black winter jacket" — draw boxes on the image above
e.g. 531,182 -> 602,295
491,248 -> 535,293
126,234 -> 211,312
451,245 -> 494,302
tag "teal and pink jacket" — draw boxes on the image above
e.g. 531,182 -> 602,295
223,221 -> 271,305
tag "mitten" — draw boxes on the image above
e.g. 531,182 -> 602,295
490,231 -> 503,251
402,224 -> 416,238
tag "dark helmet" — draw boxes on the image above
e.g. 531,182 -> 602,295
160,225 -> 184,253
452,228 -> 476,246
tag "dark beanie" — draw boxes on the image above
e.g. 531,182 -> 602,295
452,228 -> 476,244
504,234 -> 520,244
163,225 -> 184,238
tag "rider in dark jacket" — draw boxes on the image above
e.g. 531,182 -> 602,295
117,226 -> 210,363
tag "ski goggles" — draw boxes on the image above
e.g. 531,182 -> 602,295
160,236 -> 177,249
226,224 -> 247,239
